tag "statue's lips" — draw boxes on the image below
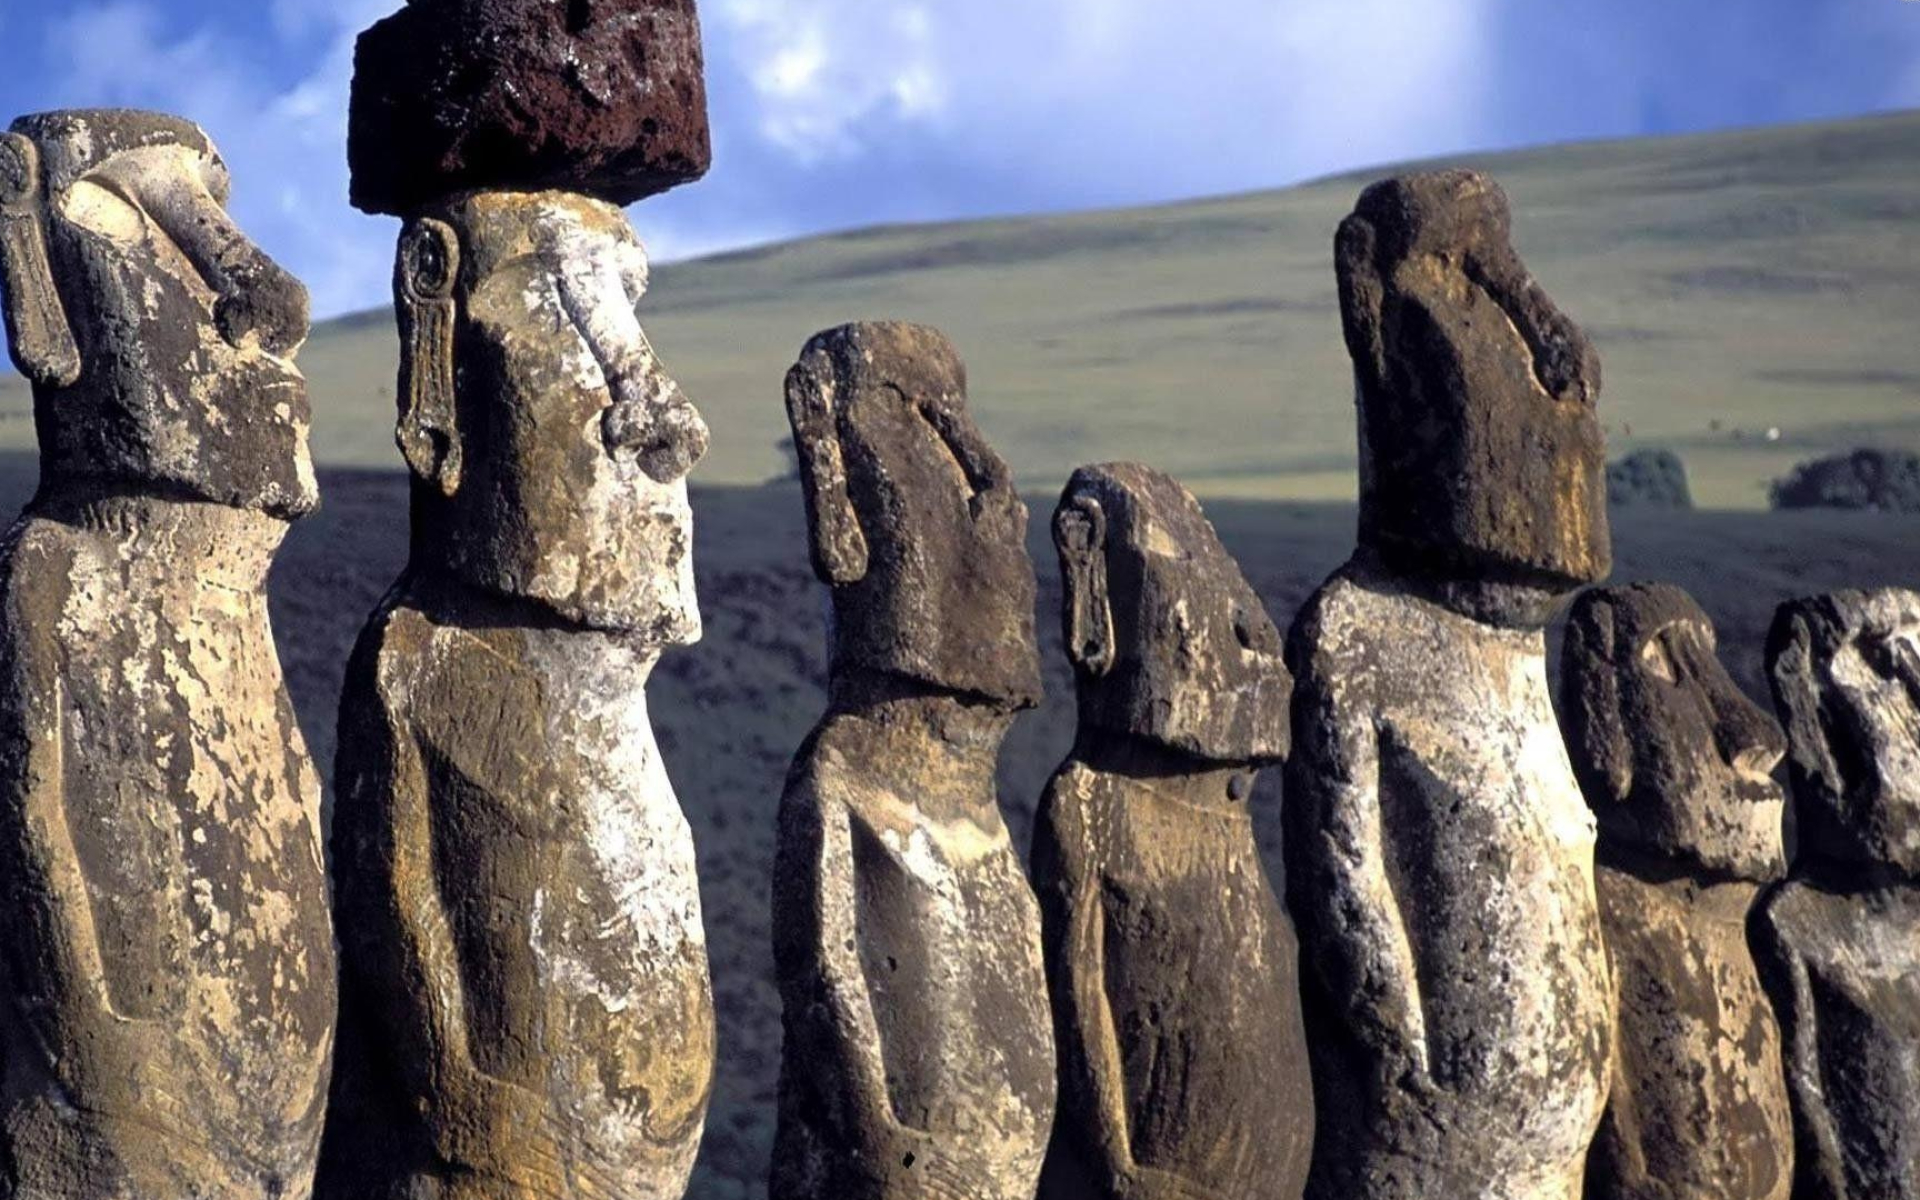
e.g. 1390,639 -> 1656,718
241,355 -> 311,417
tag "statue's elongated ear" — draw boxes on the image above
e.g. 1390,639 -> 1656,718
1768,608 -> 1844,805
394,217 -> 462,497
0,133 -> 81,388
785,349 -> 868,586
1055,494 -> 1113,676
1563,597 -> 1631,805
1334,214 -> 1387,397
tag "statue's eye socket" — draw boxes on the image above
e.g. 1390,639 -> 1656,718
1640,636 -> 1681,685
62,178 -> 149,243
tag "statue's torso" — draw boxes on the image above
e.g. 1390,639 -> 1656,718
0,506 -> 335,1196
1295,576 -> 1612,1196
1036,761 -> 1313,1197
1592,867 -> 1791,1200
1759,878 -> 1920,1200
780,722 -> 1055,1197
360,596 -> 714,1198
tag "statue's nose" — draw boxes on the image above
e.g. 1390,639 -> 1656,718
604,369 -> 710,485
215,248 -> 309,359
1712,681 -> 1788,790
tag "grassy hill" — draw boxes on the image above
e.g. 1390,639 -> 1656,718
5,110 -> 1918,508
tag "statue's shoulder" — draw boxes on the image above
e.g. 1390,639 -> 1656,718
1594,866 -> 1702,948
348,584 -> 535,713
1754,878 -> 1842,956
1040,757 -> 1103,805
0,516 -> 108,685
340,590 -> 429,710
0,513 -> 89,604
1286,569 -> 1401,711
778,720 -> 862,827
1032,760 -> 1108,871
1292,566 -> 1396,645
784,712 -> 909,798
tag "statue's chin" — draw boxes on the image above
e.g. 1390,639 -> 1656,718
534,588 -> 703,645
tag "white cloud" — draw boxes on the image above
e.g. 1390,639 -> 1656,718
705,0 -> 1497,204
715,0 -> 950,162
42,1 -> 401,321
32,0 -> 1500,320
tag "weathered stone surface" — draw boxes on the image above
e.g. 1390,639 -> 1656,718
1286,169 -> 1613,1200
317,188 -> 713,1200
1754,588 -> 1920,1200
4,110 -> 317,517
1561,584 -> 1793,1199
349,0 -> 711,216
1768,590 -> 1920,878
1592,877 -> 1793,1200
1051,463 -> 1292,763
0,110 -> 334,1198
1607,449 -> 1694,510
400,190 -> 705,633
1563,584 -> 1788,881
1338,168 -> 1609,608
771,322 -> 1055,1200
1032,463 -> 1312,1200
784,321 -> 1046,708
1753,883 -> 1920,1200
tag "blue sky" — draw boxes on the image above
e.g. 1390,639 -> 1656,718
1,0 -> 1917,322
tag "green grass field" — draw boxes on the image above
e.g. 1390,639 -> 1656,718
6,109 -> 1915,509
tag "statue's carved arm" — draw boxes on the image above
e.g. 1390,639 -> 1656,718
805,793 -> 893,1120
0,628 -> 179,1117
335,704 -> 559,1187
1055,870 -> 1218,1200
1752,902 -> 1844,1198
1289,694 -> 1430,1088
779,784 -> 973,1197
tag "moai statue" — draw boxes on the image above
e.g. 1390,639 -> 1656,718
1561,583 -> 1794,1200
0,110 -> 335,1198
1031,462 -> 1314,1200
1755,589 -> 1920,1200
770,322 -> 1056,1200
1283,169 -> 1614,1200
317,4 -> 716,1198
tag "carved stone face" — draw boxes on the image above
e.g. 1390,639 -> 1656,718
1769,588 -> 1920,878
1055,462 -> 1289,764
786,321 -> 1043,709
0,110 -> 315,518
1338,169 -> 1608,598
1563,584 -> 1787,883
403,190 -> 705,642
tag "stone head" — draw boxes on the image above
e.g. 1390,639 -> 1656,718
1768,588 -> 1920,879
1338,169 -> 1608,601
1054,462 -> 1289,764
349,0 -> 711,216
785,321 -> 1043,710
0,110 -> 315,518
1563,583 -> 1787,883
395,190 -> 706,642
